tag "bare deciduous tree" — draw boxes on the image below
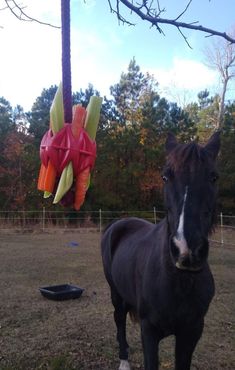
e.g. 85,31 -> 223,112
204,30 -> 235,127
108,0 -> 235,46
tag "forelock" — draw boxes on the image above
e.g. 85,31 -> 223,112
167,142 -> 208,173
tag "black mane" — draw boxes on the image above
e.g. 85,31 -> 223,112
167,141 -> 208,173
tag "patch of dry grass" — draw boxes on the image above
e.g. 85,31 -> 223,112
0,231 -> 234,369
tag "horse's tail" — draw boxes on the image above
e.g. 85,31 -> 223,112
101,219 -> 131,287
101,220 -> 118,285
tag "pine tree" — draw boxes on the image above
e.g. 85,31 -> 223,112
28,85 -> 58,146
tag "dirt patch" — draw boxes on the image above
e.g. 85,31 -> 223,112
0,232 -> 234,370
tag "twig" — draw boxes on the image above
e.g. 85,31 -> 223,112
177,27 -> 192,49
108,0 -> 135,25
4,0 -> 60,28
174,0 -> 193,21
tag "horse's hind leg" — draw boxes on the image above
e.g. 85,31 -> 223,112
111,288 -> 131,370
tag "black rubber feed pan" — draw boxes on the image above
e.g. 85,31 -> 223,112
39,284 -> 84,301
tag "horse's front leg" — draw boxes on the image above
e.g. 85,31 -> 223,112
175,320 -> 204,370
141,319 -> 159,370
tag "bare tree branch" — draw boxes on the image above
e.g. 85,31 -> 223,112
3,0 -> 60,28
109,0 -> 235,44
2,0 -> 234,44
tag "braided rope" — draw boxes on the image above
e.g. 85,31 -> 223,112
61,0 -> 72,123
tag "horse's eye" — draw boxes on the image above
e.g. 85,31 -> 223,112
162,175 -> 168,183
210,172 -> 219,183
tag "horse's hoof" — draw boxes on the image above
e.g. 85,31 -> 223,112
119,360 -> 131,370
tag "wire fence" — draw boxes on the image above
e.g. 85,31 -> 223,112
0,208 -> 162,231
0,208 -> 234,246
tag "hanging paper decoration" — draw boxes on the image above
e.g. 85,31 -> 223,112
38,84 -> 102,210
37,0 -> 102,210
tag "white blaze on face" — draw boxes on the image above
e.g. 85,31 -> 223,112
119,360 -> 131,370
173,186 -> 189,255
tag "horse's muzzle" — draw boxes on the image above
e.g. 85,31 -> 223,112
175,252 -> 203,271
171,238 -> 209,272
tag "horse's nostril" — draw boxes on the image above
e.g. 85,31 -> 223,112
179,253 -> 191,267
172,236 -> 209,271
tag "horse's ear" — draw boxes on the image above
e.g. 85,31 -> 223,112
165,133 -> 178,154
204,131 -> 221,160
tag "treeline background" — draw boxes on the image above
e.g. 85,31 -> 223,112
0,59 -> 234,215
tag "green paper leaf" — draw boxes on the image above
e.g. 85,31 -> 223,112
50,83 -> 64,134
84,96 -> 102,140
53,162 -> 73,204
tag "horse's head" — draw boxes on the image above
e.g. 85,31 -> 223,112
163,132 -> 220,271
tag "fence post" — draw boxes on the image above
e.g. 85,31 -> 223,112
153,206 -> 157,224
22,210 -> 26,230
42,207 -> 45,232
99,209 -> 102,234
220,212 -> 224,245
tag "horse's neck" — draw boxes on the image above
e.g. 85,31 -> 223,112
154,218 -> 182,272
153,218 -> 172,266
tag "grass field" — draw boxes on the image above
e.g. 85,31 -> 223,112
0,230 -> 234,370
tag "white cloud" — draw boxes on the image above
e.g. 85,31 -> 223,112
70,23 -> 126,97
165,58 -> 216,89
149,57 -> 218,105
0,0 -> 61,110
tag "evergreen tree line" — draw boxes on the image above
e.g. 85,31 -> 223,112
0,59 -> 234,216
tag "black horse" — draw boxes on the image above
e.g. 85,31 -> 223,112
101,132 -> 220,370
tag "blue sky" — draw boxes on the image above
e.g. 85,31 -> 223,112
0,0 -> 234,110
